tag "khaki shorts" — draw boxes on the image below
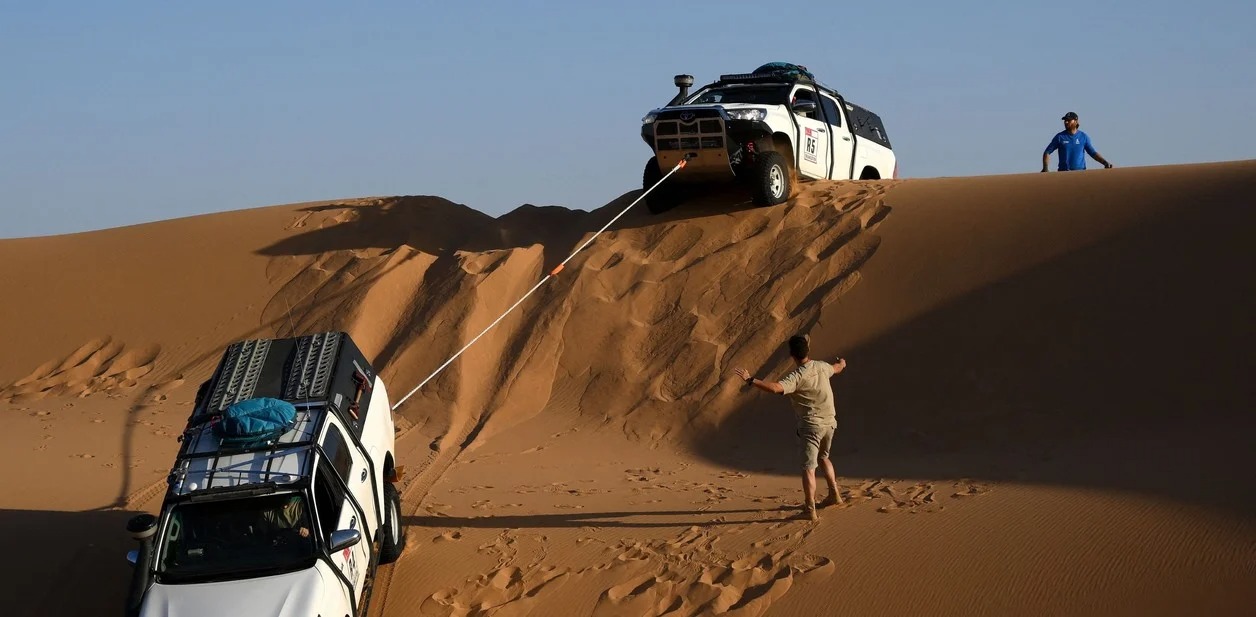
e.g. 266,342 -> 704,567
797,424 -> 836,471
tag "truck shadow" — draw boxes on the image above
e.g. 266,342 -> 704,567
0,508 -> 140,617
404,507 -> 789,531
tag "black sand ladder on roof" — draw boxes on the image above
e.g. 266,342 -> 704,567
207,338 -> 271,412
285,331 -> 341,400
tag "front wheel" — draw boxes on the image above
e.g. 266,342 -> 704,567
378,481 -> 406,564
643,156 -> 682,214
750,151 -> 791,206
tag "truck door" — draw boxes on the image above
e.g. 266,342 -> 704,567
819,93 -> 854,180
315,424 -> 374,604
789,86 -> 829,180
321,419 -> 380,535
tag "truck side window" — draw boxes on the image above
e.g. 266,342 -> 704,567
313,466 -> 345,539
321,424 -> 353,484
820,97 -> 842,128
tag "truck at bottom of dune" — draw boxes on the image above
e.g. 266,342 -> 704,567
639,62 -> 897,213
122,330 -> 407,617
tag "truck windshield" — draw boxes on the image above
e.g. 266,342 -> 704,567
686,85 -> 789,105
157,493 -> 318,583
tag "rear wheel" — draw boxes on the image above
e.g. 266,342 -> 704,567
643,156 -> 682,214
750,151 -> 791,206
378,481 -> 405,564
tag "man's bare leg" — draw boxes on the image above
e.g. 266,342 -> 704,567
800,468 -> 819,520
818,457 -> 843,507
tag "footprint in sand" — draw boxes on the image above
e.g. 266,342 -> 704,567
434,530 -> 463,543
951,480 -> 991,498
285,212 -> 315,230
424,503 -> 454,514
861,203 -> 893,230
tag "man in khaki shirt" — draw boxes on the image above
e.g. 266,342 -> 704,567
735,334 -> 846,521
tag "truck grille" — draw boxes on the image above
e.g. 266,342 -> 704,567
654,117 -> 725,151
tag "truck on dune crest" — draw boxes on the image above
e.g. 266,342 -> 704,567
640,62 -> 897,213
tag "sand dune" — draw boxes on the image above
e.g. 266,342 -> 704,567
1,160 -> 1253,616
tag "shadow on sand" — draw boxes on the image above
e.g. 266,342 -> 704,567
694,189 -> 1256,518
1,508 -> 141,616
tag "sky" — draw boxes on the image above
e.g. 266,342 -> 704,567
2,1 -> 1253,239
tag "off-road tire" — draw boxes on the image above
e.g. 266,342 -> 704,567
378,481 -> 406,564
750,151 -> 791,206
643,156 -> 682,214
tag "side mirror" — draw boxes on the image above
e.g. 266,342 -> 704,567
328,529 -> 361,553
127,514 -> 159,540
792,99 -> 817,115
126,550 -> 139,566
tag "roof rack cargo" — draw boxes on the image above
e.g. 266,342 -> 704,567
168,331 -> 379,498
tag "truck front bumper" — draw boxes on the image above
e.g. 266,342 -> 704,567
642,118 -> 773,183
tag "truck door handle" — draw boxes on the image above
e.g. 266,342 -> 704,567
842,136 -> 851,141
360,468 -> 368,482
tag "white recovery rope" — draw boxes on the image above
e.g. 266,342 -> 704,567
391,159 -> 687,411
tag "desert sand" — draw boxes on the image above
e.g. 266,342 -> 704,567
2,160 -> 1253,616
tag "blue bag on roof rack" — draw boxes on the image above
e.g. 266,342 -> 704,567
213,397 -> 297,448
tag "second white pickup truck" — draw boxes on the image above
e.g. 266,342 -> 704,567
640,62 -> 897,213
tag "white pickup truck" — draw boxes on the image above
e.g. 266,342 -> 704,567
640,62 -> 897,213
123,331 -> 406,617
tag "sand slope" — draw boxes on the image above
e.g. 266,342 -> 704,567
1,161 -> 1253,616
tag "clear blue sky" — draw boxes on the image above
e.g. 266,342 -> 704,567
2,1 -> 1253,238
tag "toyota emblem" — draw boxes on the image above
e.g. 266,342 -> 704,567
679,112 -> 695,122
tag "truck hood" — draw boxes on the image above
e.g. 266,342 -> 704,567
140,568 -> 328,617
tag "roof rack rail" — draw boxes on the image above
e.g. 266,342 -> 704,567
713,71 -> 843,99
716,71 -> 810,84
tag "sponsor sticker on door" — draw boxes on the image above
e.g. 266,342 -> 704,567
803,127 -> 818,164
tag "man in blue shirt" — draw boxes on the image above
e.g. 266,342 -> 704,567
1042,111 -> 1113,172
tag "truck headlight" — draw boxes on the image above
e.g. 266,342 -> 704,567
641,111 -> 659,124
726,108 -> 766,122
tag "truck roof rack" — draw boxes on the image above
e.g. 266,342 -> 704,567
166,331 -> 378,499
713,71 -> 844,99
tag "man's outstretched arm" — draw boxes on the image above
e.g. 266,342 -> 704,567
733,367 -> 786,394
831,358 -> 847,375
